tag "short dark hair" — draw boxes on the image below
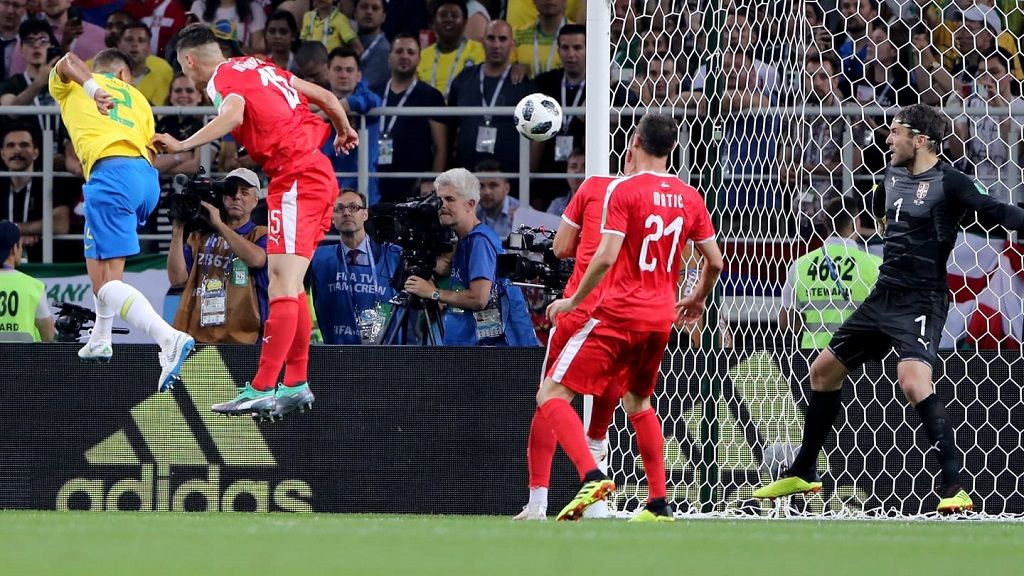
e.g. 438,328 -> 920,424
296,40 -> 329,67
474,158 -> 505,174
432,0 -> 468,21
338,188 -> 368,207
894,104 -> 948,152
824,194 -> 854,235
18,18 -> 55,42
175,23 -> 219,51
391,32 -> 421,52
634,114 -> 678,158
121,21 -> 152,39
558,24 -> 586,43
2,121 -> 40,149
568,147 -> 585,159
267,10 -> 299,39
329,46 -> 360,70
92,48 -> 133,73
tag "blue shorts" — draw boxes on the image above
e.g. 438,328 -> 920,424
82,157 -> 159,260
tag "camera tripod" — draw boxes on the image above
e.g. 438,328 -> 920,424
374,290 -> 444,345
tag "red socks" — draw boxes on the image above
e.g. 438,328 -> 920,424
587,389 -> 619,441
252,296 -> 299,391
538,398 -> 597,480
284,292 -> 312,386
527,408 -> 557,488
630,408 -> 666,501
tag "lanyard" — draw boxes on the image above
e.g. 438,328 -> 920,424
431,38 -> 466,94
340,239 -> 380,316
7,181 -> 30,222
560,76 -> 585,133
382,78 -> 417,136
479,65 -> 510,125
200,233 -> 223,280
533,18 -> 564,75
360,34 -> 384,63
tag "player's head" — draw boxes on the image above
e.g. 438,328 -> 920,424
434,168 -> 480,232
389,33 -> 421,79
175,24 -> 226,90
333,188 -> 369,235
92,48 -> 134,83
628,114 -> 678,162
474,158 -> 509,213
295,40 -> 330,86
888,104 -> 947,166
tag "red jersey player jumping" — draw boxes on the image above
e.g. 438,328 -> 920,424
153,24 -> 359,420
542,114 -> 724,521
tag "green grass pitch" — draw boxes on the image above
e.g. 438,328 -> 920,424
1,512 -> 1021,575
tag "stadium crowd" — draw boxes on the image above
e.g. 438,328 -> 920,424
1,0 -> 1024,348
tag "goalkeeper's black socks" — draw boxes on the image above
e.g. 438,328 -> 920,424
645,497 -> 672,517
583,469 -> 608,484
915,393 -> 962,488
788,389 -> 843,480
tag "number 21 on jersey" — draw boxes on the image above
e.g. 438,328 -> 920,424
639,214 -> 683,272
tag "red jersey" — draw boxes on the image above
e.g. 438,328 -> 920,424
560,175 -> 615,312
593,171 -> 716,332
206,57 -> 331,176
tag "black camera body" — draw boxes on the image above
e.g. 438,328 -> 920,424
168,167 -> 236,231
53,301 -> 128,343
497,226 -> 574,293
369,193 -> 455,280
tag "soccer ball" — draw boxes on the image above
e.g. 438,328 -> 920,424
513,93 -> 563,142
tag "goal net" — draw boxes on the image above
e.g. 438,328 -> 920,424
600,0 -> 1024,519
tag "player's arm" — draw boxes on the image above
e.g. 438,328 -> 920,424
552,218 -> 581,258
953,173 -> 1024,233
53,52 -> 114,114
291,76 -> 359,154
154,94 -> 245,154
870,181 -> 887,231
547,231 -> 622,321
676,238 -> 724,324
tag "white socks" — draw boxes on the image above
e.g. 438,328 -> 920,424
90,292 -> 114,343
97,280 -> 176,348
527,487 -> 548,510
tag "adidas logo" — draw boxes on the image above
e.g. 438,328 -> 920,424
56,347 -> 313,512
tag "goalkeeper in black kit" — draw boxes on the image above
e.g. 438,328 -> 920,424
754,104 -> 1024,514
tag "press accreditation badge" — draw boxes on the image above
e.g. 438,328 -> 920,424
554,135 -> 574,162
200,278 -> 226,327
231,258 -> 249,286
476,125 -> 498,154
378,137 -> 394,165
357,302 -> 391,344
473,307 -> 504,340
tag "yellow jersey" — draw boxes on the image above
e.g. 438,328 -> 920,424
416,38 -> 485,96
49,70 -> 155,181
507,0 -> 583,30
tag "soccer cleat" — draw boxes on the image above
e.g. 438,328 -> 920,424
556,478 -> 616,521
266,381 -> 315,420
936,487 -> 973,515
78,340 -> 113,363
753,471 -> 823,500
628,508 -> 675,523
212,382 -> 276,416
157,331 -> 195,392
512,504 -> 547,521
583,437 -> 611,518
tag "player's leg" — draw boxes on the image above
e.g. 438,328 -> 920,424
81,159 -> 193,391
516,325 -> 562,520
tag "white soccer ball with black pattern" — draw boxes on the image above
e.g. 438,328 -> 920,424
514,93 -> 563,142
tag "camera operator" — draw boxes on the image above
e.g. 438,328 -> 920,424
310,189 -> 402,344
167,168 -> 269,344
403,168 -> 538,346
0,220 -> 54,342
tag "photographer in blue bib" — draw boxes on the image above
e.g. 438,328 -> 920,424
167,168 -> 269,344
403,168 -> 538,346
310,188 -> 402,344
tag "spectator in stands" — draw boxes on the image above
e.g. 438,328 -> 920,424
506,0 -> 583,31
167,168 -> 269,344
801,56 -> 848,195
403,168 -> 538,346
417,0 -> 485,97
381,0 -> 430,41
310,189 -> 403,344
475,158 -> 518,239
513,0 -> 573,78
910,24 -> 955,106
635,56 -> 683,107
532,24 -> 638,208
117,21 -> 173,106
263,10 -> 300,72
125,0 -> 189,57
300,0 -> 363,55
858,21 -> 915,107
949,52 -> 1024,204
546,147 -> 583,215
0,124 -> 79,263
835,0 -> 878,88
947,6 -> 1024,89
354,0 -> 389,95
0,0 -> 27,81
8,0 -> 105,76
377,33 -> 448,203
464,1 -> 491,43
1,20 -> 59,132
0,220 -> 54,342
101,9 -> 132,49
323,46 -> 382,205
691,10 -> 778,98
190,0 -> 267,53
449,20 -> 534,173
294,40 -> 330,87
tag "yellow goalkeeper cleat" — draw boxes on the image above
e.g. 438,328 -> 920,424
753,474 -> 823,499
556,478 -> 615,521
937,489 -> 973,515
628,509 -> 675,523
